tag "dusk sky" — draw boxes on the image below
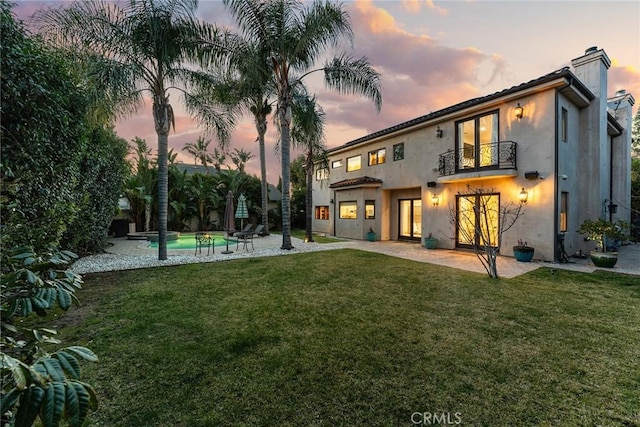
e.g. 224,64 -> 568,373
14,0 -> 640,184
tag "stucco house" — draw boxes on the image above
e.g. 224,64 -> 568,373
312,47 -> 635,262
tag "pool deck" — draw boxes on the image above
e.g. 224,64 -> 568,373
100,233 -> 640,279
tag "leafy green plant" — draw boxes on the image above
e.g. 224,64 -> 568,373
577,218 -> 629,252
1,245 -> 98,426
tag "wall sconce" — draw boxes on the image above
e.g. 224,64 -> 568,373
518,187 -> 528,204
515,103 -> 524,120
431,194 -> 439,206
435,126 -> 443,138
330,199 -> 334,204
609,203 -> 618,214
427,181 -> 437,188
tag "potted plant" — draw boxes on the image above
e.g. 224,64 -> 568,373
367,227 -> 377,242
424,233 -> 437,249
513,239 -> 535,262
578,218 -> 629,268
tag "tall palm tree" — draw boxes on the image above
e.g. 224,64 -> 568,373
37,0 -> 232,260
182,136 -> 213,170
193,36 -> 275,235
291,93 -> 327,243
224,0 -> 382,249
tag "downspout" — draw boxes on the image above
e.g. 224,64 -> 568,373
332,190 -> 336,236
554,78 -> 572,262
609,135 -> 614,222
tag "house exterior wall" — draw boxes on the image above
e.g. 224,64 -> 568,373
314,47 -> 633,262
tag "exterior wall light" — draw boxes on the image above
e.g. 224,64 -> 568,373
436,126 -> 443,138
515,103 -> 524,120
431,194 -> 439,206
518,187 -> 528,204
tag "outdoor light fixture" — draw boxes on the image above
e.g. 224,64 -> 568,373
518,187 -> 528,203
431,194 -> 439,206
515,103 -> 524,119
436,126 -> 443,138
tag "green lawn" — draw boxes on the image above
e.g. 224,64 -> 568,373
57,250 -> 639,426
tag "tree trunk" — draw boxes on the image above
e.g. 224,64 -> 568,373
305,151 -> 314,242
280,118 -> 293,250
256,114 -> 270,235
153,96 -> 171,261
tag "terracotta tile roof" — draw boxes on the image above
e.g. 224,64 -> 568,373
329,176 -> 383,189
329,67 -> 594,152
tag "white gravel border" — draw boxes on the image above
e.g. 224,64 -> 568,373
70,242 -> 344,275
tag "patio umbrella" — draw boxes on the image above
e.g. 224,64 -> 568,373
222,190 -> 235,254
235,194 -> 249,231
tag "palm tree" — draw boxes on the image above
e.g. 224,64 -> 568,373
230,148 -> 255,173
37,0 -> 232,260
224,0 -> 382,249
291,93 -> 327,243
182,136 -> 213,170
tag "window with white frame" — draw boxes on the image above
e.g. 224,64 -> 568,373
331,159 -> 343,169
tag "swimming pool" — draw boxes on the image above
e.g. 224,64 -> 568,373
147,233 -> 230,250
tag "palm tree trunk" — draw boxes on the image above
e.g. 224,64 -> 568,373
280,116 -> 293,250
154,96 -> 171,261
257,115 -> 270,235
305,151 -> 314,242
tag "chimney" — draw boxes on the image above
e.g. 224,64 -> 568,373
571,47 -> 611,222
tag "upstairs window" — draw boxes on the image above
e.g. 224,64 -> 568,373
393,143 -> 404,161
456,111 -> 499,170
315,168 -> 328,181
332,159 -> 343,169
368,148 -> 386,166
346,155 -> 361,172
561,108 -> 568,142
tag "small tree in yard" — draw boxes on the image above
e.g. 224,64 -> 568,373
449,185 -> 525,279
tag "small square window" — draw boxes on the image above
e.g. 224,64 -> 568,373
346,155 -> 361,172
368,148 -> 386,166
393,143 -> 404,161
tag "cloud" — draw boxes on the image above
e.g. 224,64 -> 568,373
608,62 -> 640,115
402,0 -> 449,16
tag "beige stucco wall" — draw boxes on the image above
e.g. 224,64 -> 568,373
313,52 -> 632,262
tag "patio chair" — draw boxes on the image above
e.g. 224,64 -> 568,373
253,224 -> 265,237
232,223 -> 253,237
236,231 -> 254,252
194,232 -> 214,256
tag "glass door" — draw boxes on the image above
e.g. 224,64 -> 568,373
456,193 -> 499,248
399,199 -> 422,240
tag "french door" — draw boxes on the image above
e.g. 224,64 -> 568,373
456,193 -> 500,249
399,199 -> 422,240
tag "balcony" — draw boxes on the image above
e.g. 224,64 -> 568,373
437,140 -> 517,183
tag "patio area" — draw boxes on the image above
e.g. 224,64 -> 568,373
72,233 -> 640,278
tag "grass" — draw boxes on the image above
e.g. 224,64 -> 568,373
51,250 -> 639,426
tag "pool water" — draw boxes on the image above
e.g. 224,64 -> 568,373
147,234 -> 230,250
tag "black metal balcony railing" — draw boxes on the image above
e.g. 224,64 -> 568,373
438,140 -> 517,177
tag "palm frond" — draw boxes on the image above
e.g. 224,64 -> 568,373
323,53 -> 382,112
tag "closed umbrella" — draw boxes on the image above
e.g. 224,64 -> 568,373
235,194 -> 249,231
222,191 -> 235,254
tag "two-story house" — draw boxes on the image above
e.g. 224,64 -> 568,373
312,47 -> 634,262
